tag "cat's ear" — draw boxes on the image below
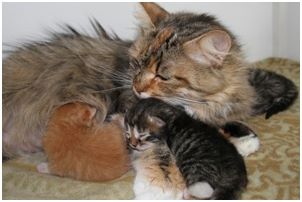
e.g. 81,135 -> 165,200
140,2 -> 169,27
82,107 -> 97,127
147,115 -> 165,128
183,30 -> 232,67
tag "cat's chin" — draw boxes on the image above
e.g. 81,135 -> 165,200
139,92 -> 151,99
132,87 -> 151,99
135,92 -> 151,99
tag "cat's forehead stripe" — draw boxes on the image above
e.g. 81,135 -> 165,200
149,27 -> 174,54
139,27 -> 176,70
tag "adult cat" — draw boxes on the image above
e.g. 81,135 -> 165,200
3,2 -> 297,157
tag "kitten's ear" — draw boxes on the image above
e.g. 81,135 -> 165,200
82,107 -> 97,127
140,2 -> 169,27
183,30 -> 232,67
147,115 -> 165,128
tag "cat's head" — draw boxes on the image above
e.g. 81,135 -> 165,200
124,113 -> 165,151
129,3 -> 248,119
53,102 -> 97,127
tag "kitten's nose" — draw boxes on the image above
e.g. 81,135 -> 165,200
130,136 -> 139,147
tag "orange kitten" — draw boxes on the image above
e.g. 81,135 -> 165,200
37,102 -> 130,182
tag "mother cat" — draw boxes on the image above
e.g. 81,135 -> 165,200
3,2 -> 297,157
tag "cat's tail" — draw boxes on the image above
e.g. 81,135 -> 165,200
249,68 -> 298,119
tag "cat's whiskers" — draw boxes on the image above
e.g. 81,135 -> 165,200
174,97 -> 208,105
92,66 -> 133,85
79,57 -> 133,82
97,78 -> 132,85
92,85 -> 132,93
76,52 -> 134,84
156,95 -> 208,106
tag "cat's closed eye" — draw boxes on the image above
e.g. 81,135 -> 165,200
155,74 -> 169,81
155,65 -> 171,81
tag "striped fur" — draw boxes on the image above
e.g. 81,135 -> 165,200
126,98 -> 248,199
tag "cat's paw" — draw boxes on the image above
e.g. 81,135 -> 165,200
37,162 -> 50,174
187,181 -> 214,199
229,134 -> 260,157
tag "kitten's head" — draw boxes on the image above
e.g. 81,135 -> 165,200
52,102 -> 97,127
124,114 -> 165,151
130,3 -> 249,121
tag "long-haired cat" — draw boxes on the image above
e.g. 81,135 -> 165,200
38,102 -> 130,182
125,98 -> 248,199
3,2 -> 297,158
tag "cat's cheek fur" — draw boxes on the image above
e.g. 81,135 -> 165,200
229,134 -> 260,157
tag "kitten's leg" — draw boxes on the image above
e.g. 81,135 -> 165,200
37,162 -> 50,174
221,121 -> 260,157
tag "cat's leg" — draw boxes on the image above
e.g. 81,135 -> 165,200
37,162 -> 50,174
221,121 -> 260,157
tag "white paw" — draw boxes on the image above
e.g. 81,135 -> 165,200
229,134 -> 260,157
37,162 -> 50,174
188,181 -> 214,199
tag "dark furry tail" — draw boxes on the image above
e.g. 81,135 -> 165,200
249,68 -> 298,119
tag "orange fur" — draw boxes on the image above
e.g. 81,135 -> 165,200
43,102 -> 130,182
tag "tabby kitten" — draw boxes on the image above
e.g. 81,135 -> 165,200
38,102 -> 130,182
125,121 -> 186,199
3,2 -> 297,158
125,98 -> 248,199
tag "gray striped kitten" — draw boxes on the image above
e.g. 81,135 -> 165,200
3,2 -> 297,158
125,98 -> 248,199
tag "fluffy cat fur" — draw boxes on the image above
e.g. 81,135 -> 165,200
127,133 -> 186,199
248,68 -> 298,119
3,2 -> 297,158
125,98 -> 248,199
39,102 -> 130,181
